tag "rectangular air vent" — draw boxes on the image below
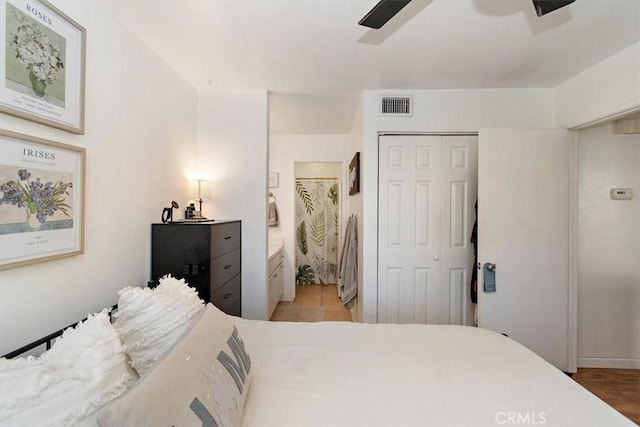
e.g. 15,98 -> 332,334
379,95 -> 412,117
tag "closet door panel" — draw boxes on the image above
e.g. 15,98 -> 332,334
378,135 -> 442,324
378,135 -> 477,325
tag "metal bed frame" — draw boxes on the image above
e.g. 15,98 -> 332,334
2,305 -> 117,359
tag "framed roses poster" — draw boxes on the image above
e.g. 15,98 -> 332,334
0,130 -> 85,269
0,0 -> 86,134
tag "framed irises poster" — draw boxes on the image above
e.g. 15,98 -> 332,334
0,130 -> 85,269
0,0 -> 86,134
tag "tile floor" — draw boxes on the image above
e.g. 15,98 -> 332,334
271,284 -> 352,322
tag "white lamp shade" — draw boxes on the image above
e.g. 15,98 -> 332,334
192,179 -> 211,201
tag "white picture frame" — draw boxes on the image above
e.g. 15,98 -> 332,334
269,172 -> 279,188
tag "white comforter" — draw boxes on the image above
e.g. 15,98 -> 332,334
233,318 -> 632,426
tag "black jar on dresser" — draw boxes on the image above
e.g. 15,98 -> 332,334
151,220 -> 241,316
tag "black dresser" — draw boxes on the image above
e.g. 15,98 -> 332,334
151,220 -> 241,316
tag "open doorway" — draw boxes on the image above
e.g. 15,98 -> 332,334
294,162 -> 342,291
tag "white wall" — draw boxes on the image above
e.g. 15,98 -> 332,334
555,42 -> 640,129
269,135 -> 351,301
0,3 -> 198,355
577,123 -> 640,368
197,91 -> 269,320
295,162 -> 341,178
359,88 -> 555,322
348,97 -> 364,322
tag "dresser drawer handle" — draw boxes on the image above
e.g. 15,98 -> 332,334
224,236 -> 232,240
224,293 -> 232,299
223,264 -> 232,269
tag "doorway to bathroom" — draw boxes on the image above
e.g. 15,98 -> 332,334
294,162 -> 342,289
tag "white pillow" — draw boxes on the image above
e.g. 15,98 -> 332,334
114,275 -> 205,376
98,304 -> 252,427
0,309 -> 135,426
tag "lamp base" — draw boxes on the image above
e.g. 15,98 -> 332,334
184,218 -> 214,222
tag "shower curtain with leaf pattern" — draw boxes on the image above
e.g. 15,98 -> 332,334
295,178 -> 339,285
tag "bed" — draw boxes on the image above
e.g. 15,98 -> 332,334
0,276 -> 633,427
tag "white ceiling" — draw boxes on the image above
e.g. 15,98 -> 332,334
101,0 -> 640,134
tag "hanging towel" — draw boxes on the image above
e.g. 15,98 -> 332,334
339,215 -> 358,310
268,193 -> 279,226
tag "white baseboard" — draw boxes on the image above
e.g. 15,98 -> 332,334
578,357 -> 640,369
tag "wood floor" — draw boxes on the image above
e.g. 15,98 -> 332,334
272,287 -> 638,424
271,284 -> 352,322
573,368 -> 640,425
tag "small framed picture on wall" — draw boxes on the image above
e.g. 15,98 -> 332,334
269,172 -> 279,188
349,152 -> 360,195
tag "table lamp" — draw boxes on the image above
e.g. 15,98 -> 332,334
192,179 -> 210,220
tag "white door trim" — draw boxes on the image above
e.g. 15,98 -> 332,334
379,131 -> 479,136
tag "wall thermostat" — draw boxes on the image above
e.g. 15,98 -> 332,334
609,188 -> 633,200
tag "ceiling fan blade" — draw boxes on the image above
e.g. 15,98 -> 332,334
532,0 -> 576,17
358,0 -> 413,29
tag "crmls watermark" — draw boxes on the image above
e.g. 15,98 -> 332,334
495,412 -> 547,425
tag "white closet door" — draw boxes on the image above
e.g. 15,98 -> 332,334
378,135 -> 477,325
440,136 -> 478,326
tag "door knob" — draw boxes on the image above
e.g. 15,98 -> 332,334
433,256 -> 440,261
